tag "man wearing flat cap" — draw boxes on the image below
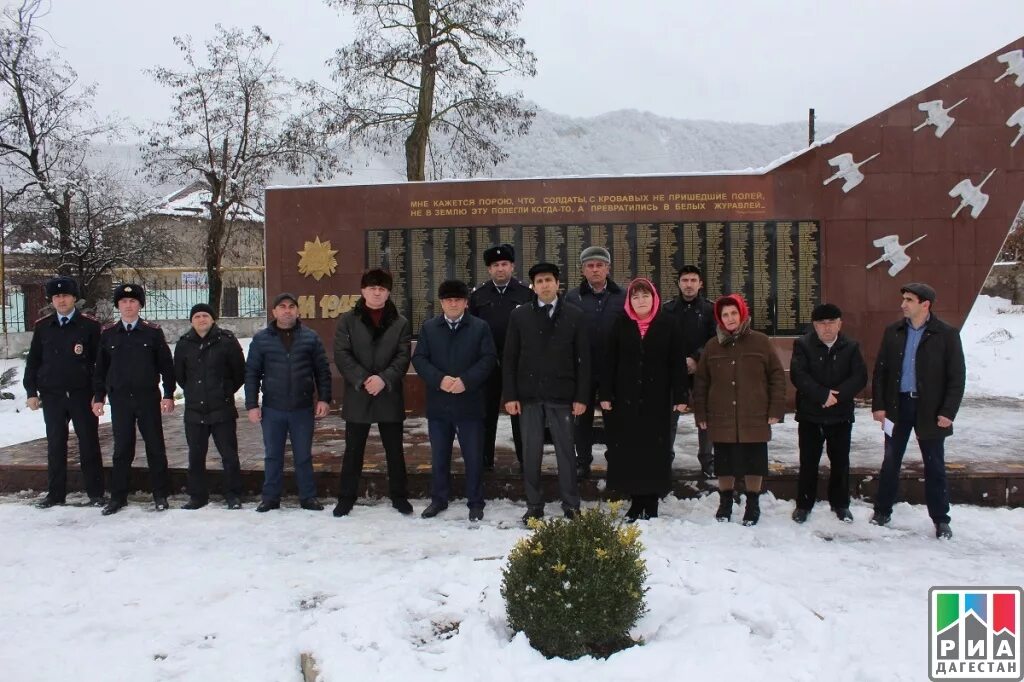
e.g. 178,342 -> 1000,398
789,303 -> 867,524
412,279 -> 497,522
870,283 -> 965,539
469,243 -> 533,472
93,283 -> 176,515
174,303 -> 246,510
565,245 -> 625,479
24,276 -> 105,508
245,292 -> 332,513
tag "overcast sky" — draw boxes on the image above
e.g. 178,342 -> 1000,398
16,0 -> 1024,128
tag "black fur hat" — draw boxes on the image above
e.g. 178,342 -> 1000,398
483,243 -> 515,266
113,283 -> 145,308
360,268 -> 394,290
437,279 -> 470,300
44,276 -> 79,300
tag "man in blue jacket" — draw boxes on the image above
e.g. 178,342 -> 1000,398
245,293 -> 332,513
412,280 -> 497,521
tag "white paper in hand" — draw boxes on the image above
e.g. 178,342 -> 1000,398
883,418 -> 895,437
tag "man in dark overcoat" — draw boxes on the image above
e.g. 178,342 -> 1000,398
870,283 -> 965,539
412,280 -> 496,522
503,262 -> 589,524
173,302 -> 246,510
469,243 -> 533,471
565,245 -> 626,479
662,265 -> 716,475
24,275 -> 105,508
332,269 -> 414,517
789,303 -> 867,524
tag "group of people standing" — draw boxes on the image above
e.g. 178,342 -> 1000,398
25,248 -> 966,538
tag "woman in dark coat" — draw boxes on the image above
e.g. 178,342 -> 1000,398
600,278 -> 688,521
692,294 -> 786,526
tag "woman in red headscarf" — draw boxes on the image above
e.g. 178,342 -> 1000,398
600,278 -> 688,522
692,294 -> 786,526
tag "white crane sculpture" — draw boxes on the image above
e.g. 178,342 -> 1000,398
823,152 -> 880,193
1007,107 -> 1024,147
949,169 -> 996,219
914,98 -> 967,138
995,50 -> 1024,87
866,235 -> 927,277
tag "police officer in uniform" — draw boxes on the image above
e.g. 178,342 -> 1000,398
92,283 -> 176,515
24,276 -> 105,508
469,243 -> 533,470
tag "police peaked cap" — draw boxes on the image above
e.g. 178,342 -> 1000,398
113,283 -> 146,308
483,243 -> 516,266
44,276 -> 80,300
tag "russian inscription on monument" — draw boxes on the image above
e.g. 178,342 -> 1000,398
366,220 -> 820,334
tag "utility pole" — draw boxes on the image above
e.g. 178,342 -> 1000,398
808,108 -> 816,146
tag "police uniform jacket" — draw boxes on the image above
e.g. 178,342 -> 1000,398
24,310 -> 101,397
93,320 -> 176,403
468,278 -> 534,356
174,324 -> 245,425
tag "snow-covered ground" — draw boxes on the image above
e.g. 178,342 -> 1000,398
1,297 -> 1021,681
0,494 -> 1020,681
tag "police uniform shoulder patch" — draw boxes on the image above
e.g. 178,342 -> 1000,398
141,320 -> 161,329
34,313 -> 55,326
81,312 -> 98,321
102,322 -> 119,331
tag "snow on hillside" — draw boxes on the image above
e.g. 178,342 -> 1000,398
90,107 -> 846,195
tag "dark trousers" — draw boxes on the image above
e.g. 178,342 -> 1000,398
796,421 -> 852,511
427,416 -> 484,509
185,419 -> 242,501
670,411 -> 713,468
520,402 -> 579,512
109,389 -> 169,501
483,368 -> 522,466
574,384 -> 600,466
41,389 -> 104,500
260,406 -> 317,502
874,394 -> 950,523
339,421 -> 408,501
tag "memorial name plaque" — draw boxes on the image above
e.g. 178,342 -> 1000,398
366,221 -> 820,335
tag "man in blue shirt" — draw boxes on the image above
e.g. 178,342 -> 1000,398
870,283 -> 965,539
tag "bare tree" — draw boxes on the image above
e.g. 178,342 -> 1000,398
4,167 -> 175,307
315,0 -> 537,181
141,24 -> 340,315
999,208 -> 1024,263
0,0 -> 117,283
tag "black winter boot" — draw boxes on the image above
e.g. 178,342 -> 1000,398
742,492 -> 761,527
715,489 -> 733,522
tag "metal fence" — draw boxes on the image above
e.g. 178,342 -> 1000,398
1,269 -> 266,333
